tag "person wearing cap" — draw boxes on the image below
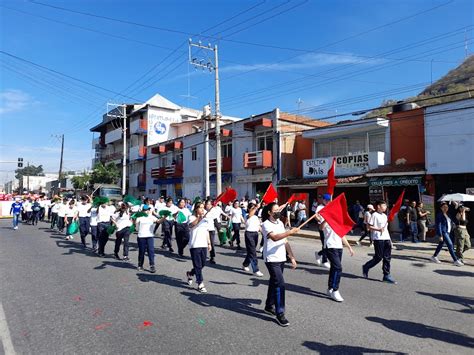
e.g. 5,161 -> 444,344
10,197 -> 23,230
357,204 -> 375,246
315,194 -> 331,269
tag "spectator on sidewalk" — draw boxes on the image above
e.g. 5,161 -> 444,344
416,202 -> 430,242
295,200 -> 307,227
397,199 -> 410,242
408,201 -> 420,243
454,205 -> 471,262
357,204 -> 375,246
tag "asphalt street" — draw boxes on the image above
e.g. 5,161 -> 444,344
0,219 -> 473,354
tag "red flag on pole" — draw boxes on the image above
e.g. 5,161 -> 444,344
327,157 -> 337,196
319,193 -> 355,238
262,183 -> 278,204
215,187 -> 237,205
287,193 -> 308,204
388,189 -> 406,222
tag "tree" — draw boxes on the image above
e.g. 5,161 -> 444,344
90,162 -> 120,185
71,173 -> 91,191
15,164 -> 44,180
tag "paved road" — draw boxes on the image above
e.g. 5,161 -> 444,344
0,220 -> 473,354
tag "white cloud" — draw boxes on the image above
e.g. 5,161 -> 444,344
221,52 -> 384,73
0,89 -> 38,115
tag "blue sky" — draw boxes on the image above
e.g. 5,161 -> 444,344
0,0 -> 473,183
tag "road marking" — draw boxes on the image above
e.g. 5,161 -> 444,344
0,301 -> 16,355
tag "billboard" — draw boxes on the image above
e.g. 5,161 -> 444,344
147,108 -> 181,146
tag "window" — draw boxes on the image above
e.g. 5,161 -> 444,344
191,147 -> 197,161
314,131 -> 386,158
221,141 -> 232,158
256,132 -> 273,151
369,133 -> 385,152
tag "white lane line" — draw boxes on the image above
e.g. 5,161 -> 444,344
0,301 -> 16,355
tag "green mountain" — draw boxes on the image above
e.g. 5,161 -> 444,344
364,55 -> 474,118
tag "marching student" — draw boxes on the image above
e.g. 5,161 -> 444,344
50,198 -> 60,230
77,196 -> 92,247
261,202 -> 300,327
186,202 -> 212,293
161,198 -> 178,252
96,200 -> 116,257
357,204 -> 375,246
89,203 -> 99,252
112,203 -> 132,261
314,212 -> 354,302
242,202 -> 264,277
204,199 -> 218,264
174,198 -> 192,257
315,194 -> 331,269
31,199 -> 41,225
228,200 -> 245,249
10,197 -> 23,230
64,200 -> 79,240
362,200 -> 398,284
57,199 -> 68,233
135,205 -> 166,272
24,198 -> 33,225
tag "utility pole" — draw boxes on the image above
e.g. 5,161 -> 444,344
52,134 -> 64,195
107,103 -> 127,196
202,104 -> 211,198
27,161 -> 30,192
189,39 -> 222,195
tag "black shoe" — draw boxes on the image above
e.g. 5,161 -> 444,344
98,253 -> 105,258
276,313 -> 290,327
264,307 -> 276,316
236,245 -> 242,250
150,265 -> 156,273
169,248 -> 174,253
161,244 -> 166,249
114,254 -> 121,260
209,258 -> 216,265
123,256 -> 130,261
137,266 -> 144,271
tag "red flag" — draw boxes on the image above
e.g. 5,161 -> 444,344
215,187 -> 237,205
388,189 -> 405,222
327,157 -> 337,196
287,193 -> 308,204
262,183 -> 278,204
319,193 -> 355,238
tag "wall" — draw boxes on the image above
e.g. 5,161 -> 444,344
387,107 -> 425,165
425,99 -> 474,174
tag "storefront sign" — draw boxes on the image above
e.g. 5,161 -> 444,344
235,173 -> 272,183
368,176 -> 423,187
421,194 -> 435,226
147,108 -> 181,146
369,186 -> 384,202
303,152 -> 384,178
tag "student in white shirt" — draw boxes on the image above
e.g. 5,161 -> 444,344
295,200 -> 307,227
77,195 -> 92,247
242,202 -> 264,277
204,199 -> 221,264
357,204 -> 375,246
228,200 -> 245,249
89,205 -> 99,251
112,203 -> 133,261
186,202 -> 212,293
174,199 -> 193,256
362,200 -> 397,284
314,212 -> 354,302
135,205 -> 165,272
97,201 -> 116,257
161,198 -> 178,252
261,202 -> 300,327
57,199 -> 68,232
64,200 -> 79,240
315,194 -> 331,268
50,199 -> 61,230
23,199 -> 33,225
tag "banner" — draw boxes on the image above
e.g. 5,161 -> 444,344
147,108 -> 181,146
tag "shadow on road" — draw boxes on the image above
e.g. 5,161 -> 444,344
302,341 -> 406,354
94,260 -> 137,270
433,269 -> 474,277
136,273 -> 190,290
180,290 -> 272,322
416,291 -> 474,314
366,316 -> 474,348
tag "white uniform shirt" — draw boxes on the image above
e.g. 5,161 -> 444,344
323,223 -> 343,249
229,207 -> 243,224
154,201 -> 165,212
51,202 -> 60,214
113,211 -> 132,231
57,203 -> 68,217
188,216 -> 210,249
369,212 -> 391,241
245,214 -> 260,232
176,207 -> 192,224
162,205 -> 178,221
64,206 -> 78,218
136,215 -> 158,238
297,202 -> 307,218
77,203 -> 92,218
97,205 -> 115,223
90,207 -> 98,226
24,201 -> 32,212
262,219 -> 287,263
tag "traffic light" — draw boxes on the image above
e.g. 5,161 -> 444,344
18,157 -> 23,168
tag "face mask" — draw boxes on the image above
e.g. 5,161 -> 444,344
272,212 -> 281,220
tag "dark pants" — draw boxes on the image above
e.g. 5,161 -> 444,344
231,222 -> 241,246
12,213 -> 20,228
327,248 -> 343,291
91,225 -> 98,250
79,217 -> 90,246
265,261 -> 286,315
57,216 -> 65,232
162,220 -> 173,249
189,247 -> 207,284
39,207 -> 45,221
317,229 -> 328,263
364,240 -> 392,276
243,231 -> 259,272
31,211 -> 40,225
50,212 -> 58,229
209,231 -> 216,260
359,226 -> 372,243
97,222 -> 110,255
410,221 -> 419,242
115,227 -> 130,257
65,217 -> 74,236
175,223 -> 190,256
434,231 -> 458,261
26,211 -> 32,224
138,237 -> 155,267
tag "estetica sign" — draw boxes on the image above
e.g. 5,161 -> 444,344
303,152 -> 384,178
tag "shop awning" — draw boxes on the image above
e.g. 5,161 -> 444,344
365,164 -> 425,177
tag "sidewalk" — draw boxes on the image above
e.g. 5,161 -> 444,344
294,226 -> 474,266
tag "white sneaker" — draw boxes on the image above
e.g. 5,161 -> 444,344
70,236 -> 74,240
197,283 -> 207,293
356,241 -> 361,246
254,271 -> 264,277
186,272 -> 193,286
454,259 -> 464,267
13,226 -> 18,230
65,236 -> 70,240
258,247 -> 263,253
242,266 -> 250,272
430,256 -> 441,264
326,288 -> 333,296
323,261 -> 331,269
315,253 -> 322,266
330,290 -> 344,302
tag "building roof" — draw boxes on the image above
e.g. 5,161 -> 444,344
279,111 -> 331,128
302,117 -> 388,139
365,163 -> 425,177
